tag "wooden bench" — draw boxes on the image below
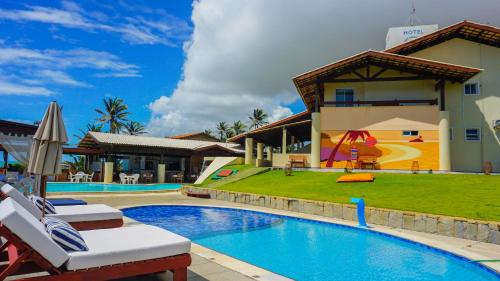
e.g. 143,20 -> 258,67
289,155 -> 307,168
357,156 -> 378,170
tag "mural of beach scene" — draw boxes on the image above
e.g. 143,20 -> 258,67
320,130 -> 439,170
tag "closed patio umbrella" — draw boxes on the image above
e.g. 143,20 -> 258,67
27,101 -> 68,208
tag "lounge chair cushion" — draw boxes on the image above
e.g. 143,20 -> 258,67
30,195 -> 57,214
216,169 -> 233,177
65,225 -> 191,270
51,204 -> 122,222
43,217 -> 89,252
2,185 -> 123,222
1,184 -> 43,219
0,198 -> 69,267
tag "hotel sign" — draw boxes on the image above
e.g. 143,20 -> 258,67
385,24 -> 438,49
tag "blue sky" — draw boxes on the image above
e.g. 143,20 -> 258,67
0,0 -> 196,144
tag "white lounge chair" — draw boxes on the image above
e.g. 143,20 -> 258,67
0,198 -> 191,281
1,184 -> 123,230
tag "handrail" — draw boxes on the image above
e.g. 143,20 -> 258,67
324,98 -> 438,106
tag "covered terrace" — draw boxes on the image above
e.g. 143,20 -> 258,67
228,111 -> 312,167
79,131 -> 244,183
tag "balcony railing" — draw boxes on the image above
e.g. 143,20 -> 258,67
324,98 -> 438,107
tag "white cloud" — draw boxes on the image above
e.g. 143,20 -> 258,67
0,1 -> 191,46
0,46 -> 139,96
0,80 -> 54,96
268,106 -> 293,123
147,0 -> 500,136
36,70 -> 91,87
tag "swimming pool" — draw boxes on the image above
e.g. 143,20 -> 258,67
123,205 -> 500,281
47,183 -> 182,192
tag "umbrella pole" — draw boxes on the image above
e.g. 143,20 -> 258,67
40,175 -> 47,217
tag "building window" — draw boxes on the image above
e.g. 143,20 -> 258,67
465,128 -> 481,141
335,89 -> 354,107
464,82 -> 480,95
402,130 -> 419,136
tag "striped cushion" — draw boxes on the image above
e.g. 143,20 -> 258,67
42,217 -> 89,252
29,195 -> 57,214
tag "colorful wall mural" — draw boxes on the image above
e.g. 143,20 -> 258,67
321,130 -> 439,170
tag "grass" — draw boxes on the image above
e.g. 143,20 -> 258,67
214,170 -> 500,221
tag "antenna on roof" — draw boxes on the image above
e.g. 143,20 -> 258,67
406,0 -> 422,26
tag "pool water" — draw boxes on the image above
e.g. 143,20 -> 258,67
123,205 -> 500,281
47,183 -> 182,192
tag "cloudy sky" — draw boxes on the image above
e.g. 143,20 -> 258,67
1,0 -> 499,144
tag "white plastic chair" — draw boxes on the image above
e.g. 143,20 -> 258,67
68,172 -> 76,183
86,172 -> 94,182
130,174 -> 140,184
119,173 -> 128,184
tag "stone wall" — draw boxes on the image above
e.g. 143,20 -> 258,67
182,186 -> 500,244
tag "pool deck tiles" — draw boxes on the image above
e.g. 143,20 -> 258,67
48,191 -> 500,280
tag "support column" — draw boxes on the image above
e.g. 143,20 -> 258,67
282,128 -> 287,155
104,162 -> 114,183
439,111 -> 451,171
256,142 -> 264,167
244,137 -> 254,165
266,146 -> 273,161
256,143 -> 264,160
157,163 -> 166,183
311,112 -> 321,168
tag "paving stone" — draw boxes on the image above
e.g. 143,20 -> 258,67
415,215 -> 426,232
437,217 -> 454,236
465,223 -> 478,240
403,214 -> 415,230
477,224 -> 490,242
388,212 -> 403,228
323,203 -> 334,217
332,204 -> 343,219
425,216 -> 437,233
488,230 -> 500,244
455,221 -> 466,239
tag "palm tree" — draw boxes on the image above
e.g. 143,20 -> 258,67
75,122 -> 103,140
203,129 -> 214,138
249,108 -> 268,129
216,121 -> 229,142
95,97 -> 129,133
232,120 -> 246,135
124,121 -> 147,135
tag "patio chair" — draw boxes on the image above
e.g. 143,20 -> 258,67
141,171 -> 153,183
68,172 -> 76,183
119,173 -> 128,184
0,198 -> 191,281
85,172 -> 94,182
1,184 -> 123,230
130,174 -> 140,184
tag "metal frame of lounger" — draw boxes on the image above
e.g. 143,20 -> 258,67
0,191 -> 123,231
0,224 -> 191,281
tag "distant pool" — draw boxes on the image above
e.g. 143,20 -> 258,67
47,182 -> 182,193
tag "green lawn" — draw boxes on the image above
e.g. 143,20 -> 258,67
214,170 -> 500,221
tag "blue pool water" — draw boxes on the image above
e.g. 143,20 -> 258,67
47,183 -> 182,192
123,205 -> 500,281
